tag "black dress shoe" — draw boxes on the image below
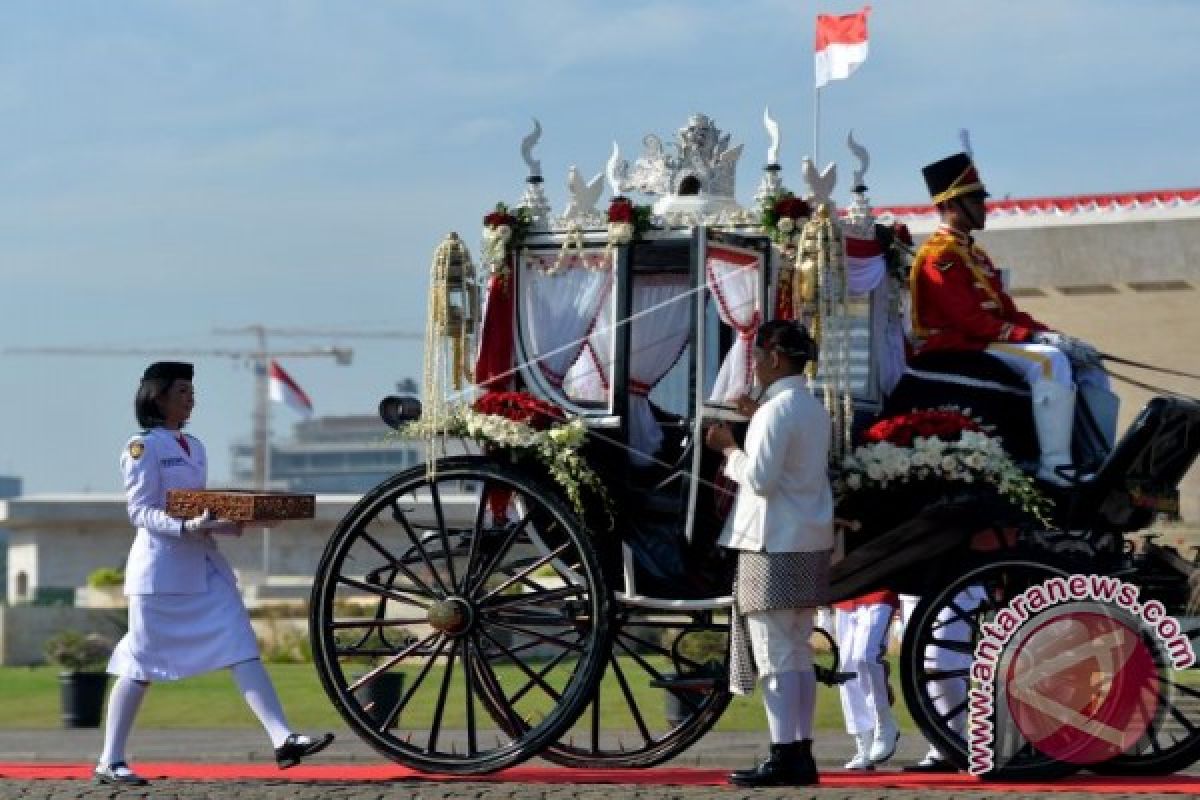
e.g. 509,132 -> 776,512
729,740 -> 818,787
94,761 -> 148,786
275,732 -> 335,769
903,756 -> 958,773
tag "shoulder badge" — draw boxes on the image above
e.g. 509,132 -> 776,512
128,440 -> 145,460
937,261 -> 955,272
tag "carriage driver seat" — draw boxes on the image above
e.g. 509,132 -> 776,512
883,350 -> 1117,479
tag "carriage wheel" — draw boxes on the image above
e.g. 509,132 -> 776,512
901,557 -> 1081,780
535,608 -> 732,768
1087,621 -> 1200,775
309,456 -> 611,774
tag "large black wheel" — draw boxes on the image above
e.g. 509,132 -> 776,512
901,557 -> 1081,780
537,607 -> 732,768
1088,620 -> 1200,775
309,456 -> 611,774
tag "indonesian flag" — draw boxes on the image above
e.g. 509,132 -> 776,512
815,6 -> 871,89
268,359 -> 313,417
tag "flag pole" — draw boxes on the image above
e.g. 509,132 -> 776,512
813,86 -> 822,168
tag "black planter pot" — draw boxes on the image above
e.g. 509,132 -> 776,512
355,672 -> 405,727
59,671 -> 110,728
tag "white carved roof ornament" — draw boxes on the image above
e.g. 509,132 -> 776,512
844,130 -> 874,237
802,156 -> 837,207
562,165 -> 605,222
755,106 -> 785,206
607,113 -> 745,218
517,118 -> 552,227
605,141 -> 623,198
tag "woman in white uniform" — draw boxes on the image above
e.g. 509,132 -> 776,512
94,362 -> 333,786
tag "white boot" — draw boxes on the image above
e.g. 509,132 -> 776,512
869,717 -> 900,764
844,730 -> 876,770
1031,382 -> 1077,486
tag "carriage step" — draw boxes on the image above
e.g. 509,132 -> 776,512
648,675 -> 720,692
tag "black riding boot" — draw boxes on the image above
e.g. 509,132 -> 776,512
729,741 -> 810,787
792,738 -> 819,785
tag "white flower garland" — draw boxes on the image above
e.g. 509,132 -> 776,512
401,408 -> 607,520
837,430 -> 1051,525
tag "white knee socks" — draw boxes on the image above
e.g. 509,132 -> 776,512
231,659 -> 292,748
99,677 -> 148,766
794,669 -> 816,740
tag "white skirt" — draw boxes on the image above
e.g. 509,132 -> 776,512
108,558 -> 260,681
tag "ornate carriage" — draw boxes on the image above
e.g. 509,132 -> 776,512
307,113 -> 1200,778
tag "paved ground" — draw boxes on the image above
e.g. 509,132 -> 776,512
0,728 -> 1193,800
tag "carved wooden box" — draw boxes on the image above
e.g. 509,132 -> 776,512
165,489 -> 316,522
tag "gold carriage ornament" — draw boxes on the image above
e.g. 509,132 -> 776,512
425,231 -> 480,395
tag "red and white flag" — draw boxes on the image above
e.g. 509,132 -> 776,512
268,359 -> 313,417
815,6 -> 871,89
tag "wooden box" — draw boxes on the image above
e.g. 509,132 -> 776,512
165,489 -> 315,522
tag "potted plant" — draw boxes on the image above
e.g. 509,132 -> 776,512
78,566 -> 126,608
43,630 -> 114,728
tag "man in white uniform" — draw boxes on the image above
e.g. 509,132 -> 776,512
706,321 -> 833,788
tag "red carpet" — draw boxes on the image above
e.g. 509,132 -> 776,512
3,762 -> 1199,792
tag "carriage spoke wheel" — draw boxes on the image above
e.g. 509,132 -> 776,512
525,609 -> 733,768
1089,621 -> 1200,774
310,457 -> 610,774
901,557 -> 1081,780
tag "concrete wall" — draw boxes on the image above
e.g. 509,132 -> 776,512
0,604 -> 128,667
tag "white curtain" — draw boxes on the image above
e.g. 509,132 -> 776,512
627,275 -> 692,466
706,245 -> 761,404
520,257 -> 612,391
562,282 -> 614,404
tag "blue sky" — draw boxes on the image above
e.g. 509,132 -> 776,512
1,0 -> 1197,494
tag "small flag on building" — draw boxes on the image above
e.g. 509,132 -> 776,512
268,359 -> 314,417
815,6 -> 871,89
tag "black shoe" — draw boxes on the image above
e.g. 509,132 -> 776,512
903,756 -> 958,773
274,732 -> 335,769
729,740 -> 818,787
94,761 -> 148,786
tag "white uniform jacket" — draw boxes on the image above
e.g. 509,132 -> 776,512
718,374 -> 834,553
120,428 -> 236,595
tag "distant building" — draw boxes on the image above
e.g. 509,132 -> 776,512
0,475 -> 19,599
232,414 -> 423,494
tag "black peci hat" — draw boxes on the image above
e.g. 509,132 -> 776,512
142,361 -> 194,383
922,152 -> 989,205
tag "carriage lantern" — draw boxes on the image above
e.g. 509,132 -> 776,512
426,231 -> 480,392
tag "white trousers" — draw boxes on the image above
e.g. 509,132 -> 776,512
986,342 -> 1110,390
745,608 -> 815,676
835,604 -> 898,735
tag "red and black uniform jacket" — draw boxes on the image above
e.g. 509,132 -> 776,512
909,225 -> 1049,354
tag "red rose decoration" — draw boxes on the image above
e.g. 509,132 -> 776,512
484,210 -> 516,228
607,197 -> 635,224
473,391 -> 565,430
863,408 -> 983,447
893,222 -> 913,247
774,196 -> 811,220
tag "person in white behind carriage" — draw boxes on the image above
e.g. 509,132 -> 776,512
834,590 -> 901,769
909,152 -> 1114,485
705,321 -> 833,788
93,362 -> 333,786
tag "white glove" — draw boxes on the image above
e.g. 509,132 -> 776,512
1031,331 -> 1067,348
182,509 -> 243,537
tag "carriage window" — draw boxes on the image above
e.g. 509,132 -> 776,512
627,270 -> 691,466
517,248 -> 615,411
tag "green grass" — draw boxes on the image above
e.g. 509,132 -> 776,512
0,659 -> 925,732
